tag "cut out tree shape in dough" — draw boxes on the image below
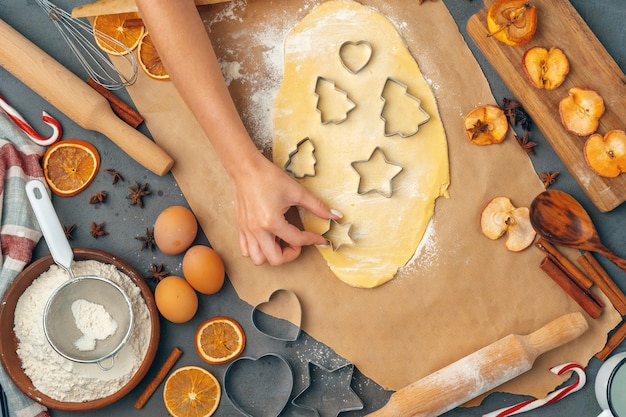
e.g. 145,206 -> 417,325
284,138 -> 317,178
315,77 -> 356,124
351,147 -> 403,198
381,78 -> 430,137
322,219 -> 354,251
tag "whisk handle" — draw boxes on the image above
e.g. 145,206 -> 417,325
0,18 -> 174,176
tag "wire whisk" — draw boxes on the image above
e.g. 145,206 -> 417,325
35,0 -> 138,90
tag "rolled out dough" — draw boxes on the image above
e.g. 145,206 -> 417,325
272,0 -> 450,288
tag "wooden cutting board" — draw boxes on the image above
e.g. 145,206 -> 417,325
467,0 -> 626,212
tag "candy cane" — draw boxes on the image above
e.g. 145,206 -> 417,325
0,95 -> 62,146
482,363 -> 586,417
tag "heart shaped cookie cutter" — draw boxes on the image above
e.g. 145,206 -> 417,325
339,40 -> 373,74
252,289 -> 302,342
224,353 -> 294,417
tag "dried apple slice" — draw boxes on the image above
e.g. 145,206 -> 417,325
584,129 -> 626,178
522,46 -> 569,90
487,0 -> 538,46
480,196 -> 536,252
559,87 -> 605,136
463,104 -> 509,145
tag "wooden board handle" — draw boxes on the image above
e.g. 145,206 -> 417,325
0,18 -> 174,176
367,312 -> 588,417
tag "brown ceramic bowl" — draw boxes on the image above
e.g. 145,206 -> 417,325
0,248 -> 160,411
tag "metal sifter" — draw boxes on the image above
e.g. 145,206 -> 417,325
25,179 -> 133,370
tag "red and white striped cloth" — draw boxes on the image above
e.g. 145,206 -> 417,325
0,111 -> 50,417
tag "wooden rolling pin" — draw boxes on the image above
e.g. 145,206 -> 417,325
0,18 -> 174,176
367,312 -> 588,417
71,0 -> 231,17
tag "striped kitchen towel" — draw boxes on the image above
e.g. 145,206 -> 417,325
0,112 -> 49,417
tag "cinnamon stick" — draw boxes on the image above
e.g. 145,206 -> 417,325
87,78 -> 144,128
578,251 -> 626,316
540,256 -> 603,319
134,347 -> 183,409
597,320 -> 626,361
535,238 -> 594,289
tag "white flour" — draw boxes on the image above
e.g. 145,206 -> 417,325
14,260 -> 151,402
71,299 -> 118,352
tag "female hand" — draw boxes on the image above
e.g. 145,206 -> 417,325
231,151 -> 340,266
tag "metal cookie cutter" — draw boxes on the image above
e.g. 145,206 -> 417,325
380,77 -> 430,138
315,76 -> 356,125
351,146 -> 403,198
251,288 -> 302,342
225,353 -> 294,417
291,361 -> 364,417
284,137 -> 317,179
339,40 -> 373,74
322,219 -> 354,252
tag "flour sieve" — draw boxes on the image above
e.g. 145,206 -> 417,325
25,179 -> 133,370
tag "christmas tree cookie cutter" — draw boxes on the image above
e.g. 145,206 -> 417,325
315,76 -> 356,125
351,146 -> 403,198
339,40 -> 373,74
284,137 -> 317,179
380,77 -> 430,138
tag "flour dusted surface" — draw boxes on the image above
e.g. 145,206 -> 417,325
13,260 -> 151,402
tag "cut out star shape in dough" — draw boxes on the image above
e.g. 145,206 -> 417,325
322,219 -> 354,252
351,147 -> 403,198
292,362 -> 363,415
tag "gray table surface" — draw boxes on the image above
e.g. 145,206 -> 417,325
1,0 -> 625,416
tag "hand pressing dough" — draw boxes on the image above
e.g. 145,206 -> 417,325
272,0 -> 450,288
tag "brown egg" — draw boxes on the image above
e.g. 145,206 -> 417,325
155,276 -> 198,323
154,206 -> 198,255
182,245 -> 225,295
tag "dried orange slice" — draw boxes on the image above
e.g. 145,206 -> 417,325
42,139 -> 100,196
163,366 -> 220,417
195,317 -> 245,364
93,12 -> 145,56
137,32 -> 170,80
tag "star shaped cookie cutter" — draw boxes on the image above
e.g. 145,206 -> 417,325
380,77 -> 430,138
322,219 -> 354,252
291,361 -> 364,417
351,146 -> 403,198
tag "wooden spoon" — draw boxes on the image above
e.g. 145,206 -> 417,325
530,190 -> 626,272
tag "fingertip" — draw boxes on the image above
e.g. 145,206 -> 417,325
330,208 -> 343,219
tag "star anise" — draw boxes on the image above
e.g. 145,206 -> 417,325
501,97 -> 532,131
540,171 -> 559,188
145,263 -> 168,283
127,181 -> 151,208
90,221 -> 109,238
105,168 -> 124,185
468,119 -> 490,140
63,224 -> 76,240
135,228 -> 156,251
515,131 -> 537,156
88,191 -> 107,204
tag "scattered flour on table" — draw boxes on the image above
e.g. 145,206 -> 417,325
14,260 -> 151,403
71,299 -> 118,352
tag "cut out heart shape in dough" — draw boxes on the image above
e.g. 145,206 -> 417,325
224,354 -> 294,417
252,289 -> 302,341
339,40 -> 373,74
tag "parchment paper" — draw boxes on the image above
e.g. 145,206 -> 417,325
121,0 -> 620,403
